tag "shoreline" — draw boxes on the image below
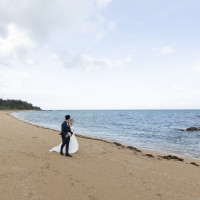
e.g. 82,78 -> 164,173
8,110 -> 200,161
1,110 -> 200,200
10,110 -> 200,164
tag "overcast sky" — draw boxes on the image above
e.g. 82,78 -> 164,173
0,0 -> 200,109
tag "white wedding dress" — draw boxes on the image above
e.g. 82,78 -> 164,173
49,126 -> 79,154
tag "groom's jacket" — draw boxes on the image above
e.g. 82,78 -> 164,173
61,121 -> 73,137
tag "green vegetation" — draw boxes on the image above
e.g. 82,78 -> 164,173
0,99 -> 41,110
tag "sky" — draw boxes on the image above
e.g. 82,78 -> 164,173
0,0 -> 200,109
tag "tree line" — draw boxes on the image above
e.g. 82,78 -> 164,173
0,99 -> 41,110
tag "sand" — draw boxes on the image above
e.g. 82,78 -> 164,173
0,111 -> 200,200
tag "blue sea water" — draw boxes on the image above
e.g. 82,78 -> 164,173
12,110 -> 200,159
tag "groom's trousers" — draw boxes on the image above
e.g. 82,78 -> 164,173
61,135 -> 71,154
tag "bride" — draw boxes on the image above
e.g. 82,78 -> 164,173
49,119 -> 79,154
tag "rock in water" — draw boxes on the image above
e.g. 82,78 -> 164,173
186,127 -> 200,131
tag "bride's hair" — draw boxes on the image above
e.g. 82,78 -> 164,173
70,119 -> 74,127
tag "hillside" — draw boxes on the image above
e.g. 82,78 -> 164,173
0,99 -> 41,110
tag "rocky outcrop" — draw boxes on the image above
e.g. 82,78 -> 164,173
186,127 -> 200,131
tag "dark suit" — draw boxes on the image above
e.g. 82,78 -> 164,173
60,121 -> 73,155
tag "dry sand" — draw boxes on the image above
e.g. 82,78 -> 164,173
0,111 -> 200,200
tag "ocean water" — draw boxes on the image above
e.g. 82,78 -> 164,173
12,110 -> 200,159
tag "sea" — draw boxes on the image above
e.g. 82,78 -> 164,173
12,110 -> 200,159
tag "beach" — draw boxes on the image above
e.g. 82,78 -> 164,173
0,111 -> 200,200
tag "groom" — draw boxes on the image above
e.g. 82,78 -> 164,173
60,115 -> 73,157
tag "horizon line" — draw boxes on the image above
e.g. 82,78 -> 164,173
41,108 -> 200,111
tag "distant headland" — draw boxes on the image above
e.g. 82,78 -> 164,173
0,98 -> 41,110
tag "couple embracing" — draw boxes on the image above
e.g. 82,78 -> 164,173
49,115 -> 79,157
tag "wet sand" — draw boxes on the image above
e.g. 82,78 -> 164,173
0,111 -> 200,200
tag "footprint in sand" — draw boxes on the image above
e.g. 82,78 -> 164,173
156,193 -> 162,197
54,170 -> 61,175
88,195 -> 97,200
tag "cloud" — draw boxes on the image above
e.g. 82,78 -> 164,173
64,54 -> 132,71
25,59 -> 35,65
0,0 -> 117,69
161,46 -> 175,55
0,24 -> 33,56
193,60 -> 200,72
0,1 -> 95,40
107,20 -> 117,31
0,68 -> 31,98
0,0 -> 114,42
194,67 -> 200,72
80,15 -> 117,41
0,68 -> 30,81
0,24 -> 34,68
96,0 -> 112,8
152,45 -> 175,56
171,83 -> 183,92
